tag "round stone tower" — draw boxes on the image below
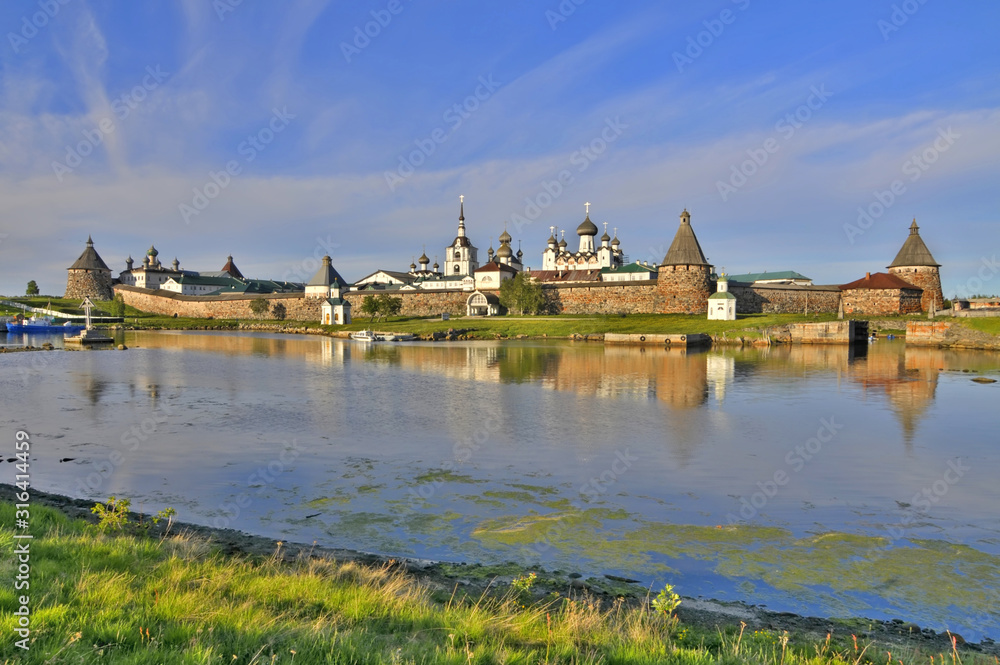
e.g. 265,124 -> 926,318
657,210 -> 713,313
887,219 -> 943,312
65,236 -> 113,300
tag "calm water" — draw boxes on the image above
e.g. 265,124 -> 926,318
2,330 -> 999,639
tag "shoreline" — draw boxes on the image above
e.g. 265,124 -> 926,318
3,483 -> 995,655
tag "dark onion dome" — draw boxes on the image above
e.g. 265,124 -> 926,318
147,245 -> 159,257
499,228 -> 512,244
410,261 -> 417,270
433,262 -> 439,270
558,237 -> 567,248
418,252 -> 429,263
496,243 -> 513,258
576,215 -> 598,236
601,230 -> 611,242
516,249 -> 523,258
611,235 -> 620,246
487,244 -> 494,254
547,233 -> 557,245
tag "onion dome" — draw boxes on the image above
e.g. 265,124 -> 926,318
558,237 -> 567,249
410,261 -> 417,270
601,229 -> 611,242
547,233 -> 557,245
576,215 -> 598,236
147,245 -> 159,257
611,235 -> 620,247
516,248 -> 523,259
499,228 -> 512,244
496,243 -> 512,258
419,252 -> 429,264
433,262 -> 439,271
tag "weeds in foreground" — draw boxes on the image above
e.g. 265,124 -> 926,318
1,500 -> 996,664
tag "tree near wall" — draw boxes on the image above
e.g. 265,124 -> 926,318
26,280 -> 39,296
375,294 -> 402,322
248,297 -> 271,319
360,295 -> 379,322
272,302 -> 287,320
110,294 -> 126,318
499,273 -> 544,315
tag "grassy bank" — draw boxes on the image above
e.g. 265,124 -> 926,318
1,499 -> 990,664
123,312 -> 930,341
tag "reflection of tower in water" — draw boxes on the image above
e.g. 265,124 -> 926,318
850,343 -> 939,446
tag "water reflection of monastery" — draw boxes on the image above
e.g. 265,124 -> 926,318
122,333 -> 996,446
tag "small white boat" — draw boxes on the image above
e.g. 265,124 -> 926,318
350,330 -> 383,342
382,333 -> 415,342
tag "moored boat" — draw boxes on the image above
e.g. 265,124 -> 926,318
350,330 -> 383,342
6,315 -> 84,334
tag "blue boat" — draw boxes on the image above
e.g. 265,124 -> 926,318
6,315 -> 84,334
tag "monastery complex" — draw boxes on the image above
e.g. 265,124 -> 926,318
65,199 -> 945,323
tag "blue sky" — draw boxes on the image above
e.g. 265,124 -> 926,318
0,0 -> 997,297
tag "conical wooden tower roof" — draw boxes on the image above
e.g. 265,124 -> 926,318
307,255 -> 347,288
888,220 -> 939,268
661,210 -> 710,266
68,236 -> 111,272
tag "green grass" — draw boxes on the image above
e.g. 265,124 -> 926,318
330,312 -> 857,340
1,501 -> 990,664
1,296 -> 146,319
959,317 -> 1000,336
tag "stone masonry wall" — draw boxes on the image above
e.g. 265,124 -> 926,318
656,265 -> 711,314
66,270 -> 113,301
728,284 -> 842,314
543,282 -> 662,314
889,266 -> 942,312
116,285 -> 471,320
116,286 -> 323,320
841,287 -> 923,316
345,290 -> 469,317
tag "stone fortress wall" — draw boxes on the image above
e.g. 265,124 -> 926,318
117,280 -> 847,320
